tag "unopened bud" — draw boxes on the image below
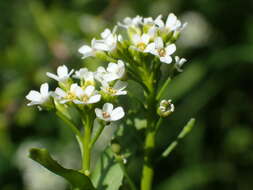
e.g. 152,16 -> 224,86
157,99 -> 175,117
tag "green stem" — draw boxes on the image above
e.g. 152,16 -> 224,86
156,77 -> 171,100
82,117 -> 92,176
141,128 -> 156,190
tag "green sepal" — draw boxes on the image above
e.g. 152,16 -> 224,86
29,148 -> 96,190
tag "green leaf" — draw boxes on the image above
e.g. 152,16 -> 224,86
91,148 -> 124,190
29,148 -> 96,190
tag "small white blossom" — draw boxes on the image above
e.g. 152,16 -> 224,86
131,33 -> 151,52
94,60 -> 125,83
101,80 -> 127,96
95,28 -> 119,52
95,103 -> 125,122
78,39 -> 100,59
26,83 -> 51,106
74,68 -> 95,84
74,85 -> 101,105
46,65 -> 74,83
94,66 -> 107,83
143,17 -> 155,25
118,15 -> 143,29
175,56 -> 187,72
155,13 -> 186,32
104,60 -> 125,82
146,37 -> 176,64
54,83 -> 81,104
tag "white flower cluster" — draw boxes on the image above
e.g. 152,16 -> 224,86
78,13 -> 187,71
26,62 -> 127,122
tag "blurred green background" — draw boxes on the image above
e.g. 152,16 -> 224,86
0,0 -> 253,189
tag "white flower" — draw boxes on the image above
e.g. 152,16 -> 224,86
78,39 -> 100,59
74,68 -> 95,84
118,15 -> 143,29
73,85 -> 101,105
94,66 -> 107,83
46,65 -> 74,83
94,61 -> 125,83
143,17 -> 155,25
95,28 -> 119,52
146,37 -> 176,64
155,13 -> 186,32
101,80 -> 127,96
95,103 -> 125,122
26,83 -> 51,106
175,56 -> 187,72
131,33 -> 151,52
104,60 -> 125,82
54,83 -> 81,104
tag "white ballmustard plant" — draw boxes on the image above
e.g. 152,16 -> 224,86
26,13 -> 192,190
95,103 -> 125,122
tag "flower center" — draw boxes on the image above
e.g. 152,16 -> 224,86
106,87 -> 117,95
102,112 -> 110,119
82,95 -> 89,102
137,42 -> 146,51
158,48 -> 166,57
67,92 -> 76,100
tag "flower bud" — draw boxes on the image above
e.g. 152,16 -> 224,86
157,99 -> 175,117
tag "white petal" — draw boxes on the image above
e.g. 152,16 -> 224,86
111,107 -> 125,121
132,34 -> 141,44
87,94 -> 101,104
154,15 -> 164,28
78,45 -> 92,54
57,65 -> 68,77
160,56 -> 172,64
46,72 -> 59,81
26,90 -> 42,102
155,37 -> 164,49
113,80 -> 127,90
107,62 -> 118,73
55,88 -> 67,97
70,83 -> 79,93
141,34 -> 150,44
84,85 -> 95,96
144,43 -> 156,53
165,44 -> 176,55
166,13 -> 177,28
95,108 -> 103,120
101,28 -> 111,39
103,103 -> 113,114
115,90 -> 127,95
93,41 -> 109,51
73,99 -> 85,104
103,73 -> 118,82
40,83 -> 49,96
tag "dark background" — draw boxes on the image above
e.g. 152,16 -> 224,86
0,0 -> 253,189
